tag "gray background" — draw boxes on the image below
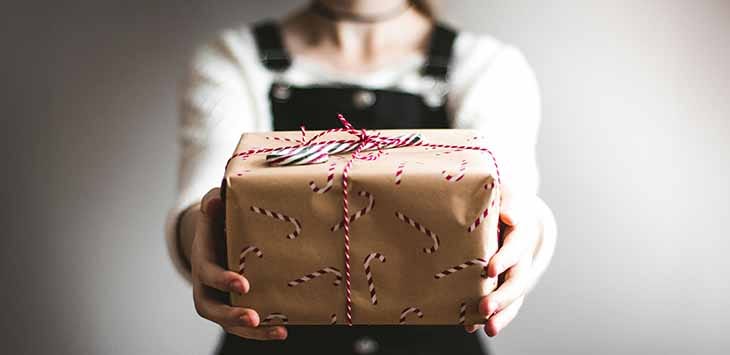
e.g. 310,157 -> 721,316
2,0 -> 729,354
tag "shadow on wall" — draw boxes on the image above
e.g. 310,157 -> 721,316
2,1 -> 303,354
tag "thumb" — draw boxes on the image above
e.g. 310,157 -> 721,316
498,185 -> 535,227
201,188 -> 223,218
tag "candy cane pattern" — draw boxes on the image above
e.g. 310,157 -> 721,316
467,185 -> 498,233
238,245 -> 263,275
330,191 -> 374,232
261,313 -> 288,325
288,267 -> 342,287
309,161 -> 337,193
363,253 -> 387,305
249,206 -> 302,239
394,211 -> 440,254
458,302 -> 467,325
409,140 -> 501,189
399,307 -> 424,325
330,313 -> 337,325
394,161 -> 406,185
226,114 -> 503,326
434,258 -> 488,279
441,159 -> 467,182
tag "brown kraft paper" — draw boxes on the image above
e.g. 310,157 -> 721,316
223,129 -> 500,325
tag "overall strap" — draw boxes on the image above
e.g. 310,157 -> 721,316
421,23 -> 458,80
252,20 -> 292,71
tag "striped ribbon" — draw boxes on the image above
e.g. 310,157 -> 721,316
265,132 -> 422,166
225,114 -> 502,326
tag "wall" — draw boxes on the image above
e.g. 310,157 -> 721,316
1,1 -> 728,354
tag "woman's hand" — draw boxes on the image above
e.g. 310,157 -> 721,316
464,187 -> 555,337
191,188 -> 288,340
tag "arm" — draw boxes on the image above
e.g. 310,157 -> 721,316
166,30 -> 287,340
168,26 -> 265,279
452,43 -> 557,335
166,32 -> 252,281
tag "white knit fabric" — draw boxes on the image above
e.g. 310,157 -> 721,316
165,24 -> 542,280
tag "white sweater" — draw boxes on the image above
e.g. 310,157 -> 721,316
165,24 -> 542,280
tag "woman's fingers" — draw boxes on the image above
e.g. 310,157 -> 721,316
192,212 -> 250,293
480,255 -> 531,318
488,185 -> 538,278
193,285 -> 287,341
192,187 -> 251,294
190,187 -> 287,341
470,257 -> 531,336
197,259 -> 250,294
487,221 -> 536,278
193,284 -> 259,328
225,325 -> 288,341
201,188 -> 223,217
484,296 -> 524,337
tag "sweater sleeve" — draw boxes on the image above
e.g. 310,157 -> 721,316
451,43 -> 542,197
165,30 -> 261,282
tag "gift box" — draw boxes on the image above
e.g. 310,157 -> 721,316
222,125 -> 501,325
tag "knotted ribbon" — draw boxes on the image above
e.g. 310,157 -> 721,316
226,114 -> 502,326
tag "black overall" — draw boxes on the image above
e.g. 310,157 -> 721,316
217,21 -> 488,355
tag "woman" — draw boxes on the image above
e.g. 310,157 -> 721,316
165,1 -> 557,354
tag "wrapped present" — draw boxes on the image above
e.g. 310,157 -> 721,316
222,117 -> 501,325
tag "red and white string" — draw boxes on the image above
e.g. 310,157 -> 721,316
225,114 -> 501,326
330,190 -> 374,232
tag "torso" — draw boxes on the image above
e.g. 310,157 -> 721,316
253,20 -> 456,131
279,9 -> 434,75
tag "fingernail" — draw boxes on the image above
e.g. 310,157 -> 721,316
229,279 -> 244,294
268,328 -> 282,338
202,197 -> 222,216
500,214 -> 514,226
491,263 -> 502,276
488,301 -> 499,317
240,314 -> 250,326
